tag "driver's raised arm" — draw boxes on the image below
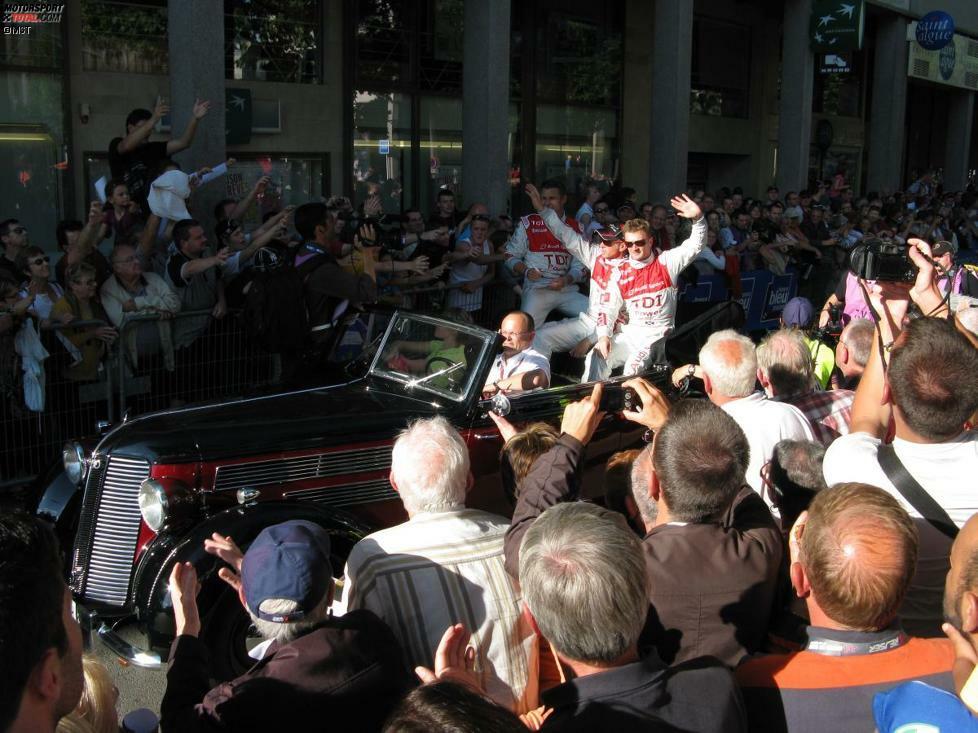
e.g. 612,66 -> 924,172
661,212 -> 707,283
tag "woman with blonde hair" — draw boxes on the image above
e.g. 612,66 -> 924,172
57,656 -> 119,733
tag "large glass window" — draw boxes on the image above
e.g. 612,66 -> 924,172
353,91 -> 413,214
81,0 -> 168,74
535,104 -> 617,190
690,16 -> 750,119
225,0 -> 321,83
354,0 -> 414,88
418,0 -> 463,93
535,11 -> 621,107
0,72 -> 65,248
420,97 -> 462,217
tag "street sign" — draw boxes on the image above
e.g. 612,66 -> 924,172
379,139 -> 390,155
225,88 -> 252,146
810,0 -> 864,52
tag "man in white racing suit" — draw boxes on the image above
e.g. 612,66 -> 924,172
504,179 -> 588,328
592,194 -> 706,378
521,183 -> 627,382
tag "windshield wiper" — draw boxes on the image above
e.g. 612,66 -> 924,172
407,361 -> 465,389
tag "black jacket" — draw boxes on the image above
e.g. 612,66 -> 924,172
540,652 -> 747,732
641,488 -> 784,667
504,435 -> 784,668
160,609 -> 414,732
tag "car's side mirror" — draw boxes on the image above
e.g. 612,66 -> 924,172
480,392 -> 511,418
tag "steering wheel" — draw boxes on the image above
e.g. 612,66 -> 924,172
425,356 -> 455,374
425,356 -> 461,389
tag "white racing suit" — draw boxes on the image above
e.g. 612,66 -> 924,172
593,217 -> 707,378
530,207 -> 624,382
505,212 -> 588,328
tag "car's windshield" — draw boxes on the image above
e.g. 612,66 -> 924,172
370,313 -> 495,401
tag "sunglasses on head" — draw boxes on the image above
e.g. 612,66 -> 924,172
470,214 -> 491,223
29,256 -> 50,266
594,207 -> 609,213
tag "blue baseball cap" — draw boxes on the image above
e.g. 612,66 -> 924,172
782,297 -> 815,327
241,520 -> 332,622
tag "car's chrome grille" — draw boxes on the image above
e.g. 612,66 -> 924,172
70,459 -> 107,595
82,457 -> 149,606
213,445 -> 393,492
282,477 -> 398,507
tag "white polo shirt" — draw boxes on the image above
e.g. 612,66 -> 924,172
484,347 -> 551,391
824,430 -> 978,635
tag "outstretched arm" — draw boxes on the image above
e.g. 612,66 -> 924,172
166,99 -> 211,155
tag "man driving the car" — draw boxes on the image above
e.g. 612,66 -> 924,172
483,310 -> 551,397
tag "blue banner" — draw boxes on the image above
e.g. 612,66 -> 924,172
680,269 -> 799,331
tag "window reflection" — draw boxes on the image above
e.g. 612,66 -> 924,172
535,104 -> 617,192
355,0 -> 413,87
0,72 -> 64,249
690,17 -> 750,119
420,97 -> 462,217
226,0 -> 321,83
353,91 -> 412,214
81,0 -> 168,74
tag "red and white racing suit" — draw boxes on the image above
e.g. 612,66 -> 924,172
505,212 -> 588,328
593,217 -> 707,378
531,207 -> 624,381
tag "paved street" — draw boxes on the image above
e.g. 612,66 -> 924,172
93,624 -> 167,719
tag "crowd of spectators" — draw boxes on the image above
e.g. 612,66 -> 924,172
5,98 -> 978,730
5,232 -> 978,731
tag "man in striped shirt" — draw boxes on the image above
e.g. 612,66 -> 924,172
340,416 -> 538,714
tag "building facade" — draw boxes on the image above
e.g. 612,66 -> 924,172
1,0 -> 976,244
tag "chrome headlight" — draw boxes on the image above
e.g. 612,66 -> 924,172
138,479 -> 168,532
62,442 -> 87,485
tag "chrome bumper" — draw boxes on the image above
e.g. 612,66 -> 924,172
73,602 -> 163,669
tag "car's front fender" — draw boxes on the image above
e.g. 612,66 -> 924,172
131,500 -> 373,656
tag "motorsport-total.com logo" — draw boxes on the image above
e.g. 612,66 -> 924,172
2,2 -> 64,34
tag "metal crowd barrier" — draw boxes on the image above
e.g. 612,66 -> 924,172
113,309 -> 280,422
0,277 -> 562,489
0,309 -> 280,490
1,319 -> 116,490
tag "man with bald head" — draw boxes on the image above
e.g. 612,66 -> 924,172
674,329 -> 814,511
874,513 -> 978,731
736,483 -> 955,733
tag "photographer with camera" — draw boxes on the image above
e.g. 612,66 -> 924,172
502,377 -> 783,669
818,269 -> 874,330
823,238 -> 978,638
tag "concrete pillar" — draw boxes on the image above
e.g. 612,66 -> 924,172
462,0 -> 510,214
866,16 -> 908,194
167,0 -> 226,232
776,0 -> 814,194
648,0 -> 693,204
944,90 -> 975,193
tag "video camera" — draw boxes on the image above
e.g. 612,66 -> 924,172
848,238 -> 917,283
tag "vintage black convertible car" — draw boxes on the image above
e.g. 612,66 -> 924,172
34,304 -> 737,678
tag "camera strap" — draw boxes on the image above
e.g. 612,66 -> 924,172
876,444 -> 959,540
